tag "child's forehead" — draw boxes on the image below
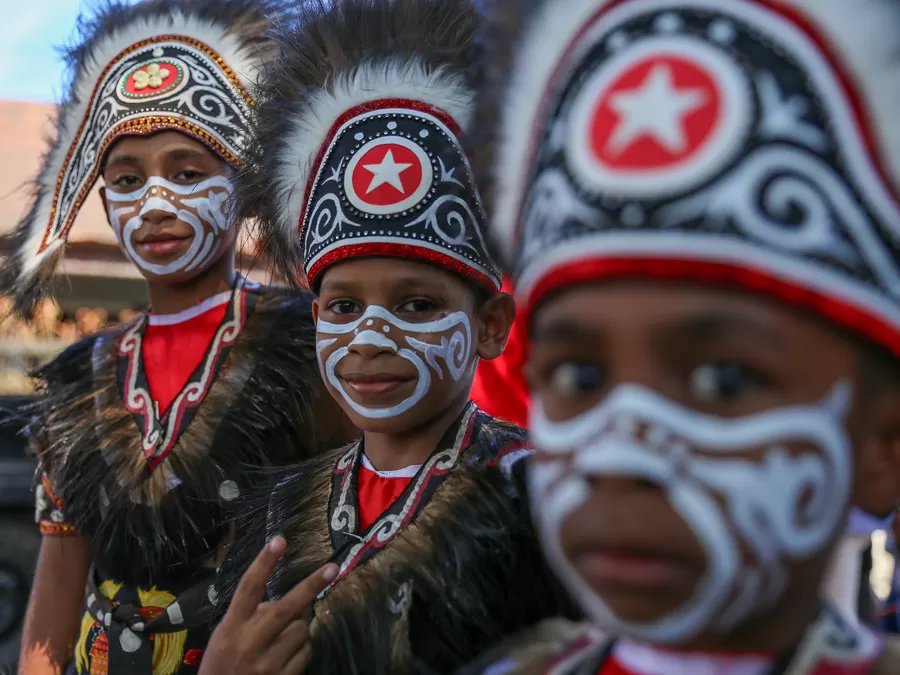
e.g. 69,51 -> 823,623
318,257 -> 464,292
529,281 -> 837,348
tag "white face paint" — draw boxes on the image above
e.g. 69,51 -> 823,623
529,381 -> 853,644
105,175 -> 234,277
316,305 -> 473,419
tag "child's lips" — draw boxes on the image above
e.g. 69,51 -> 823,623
339,373 -> 416,397
135,232 -> 192,256
574,547 -> 698,590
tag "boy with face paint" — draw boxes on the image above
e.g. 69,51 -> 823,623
455,0 -> 900,673
5,1 -> 350,673
201,1 -> 577,673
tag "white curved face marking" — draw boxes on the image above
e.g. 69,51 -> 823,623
316,305 -> 473,420
104,175 -> 234,277
529,381 -> 853,643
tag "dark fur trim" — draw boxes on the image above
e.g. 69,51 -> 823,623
454,619 -> 600,675
2,0 -> 289,319
29,286 -> 350,587
875,636 -> 900,675
237,0 -> 482,285
218,413 -> 578,674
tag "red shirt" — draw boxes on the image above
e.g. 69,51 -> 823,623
471,279 -> 529,427
356,455 -> 420,531
142,291 -> 231,414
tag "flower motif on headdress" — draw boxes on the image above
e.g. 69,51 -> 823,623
132,63 -> 171,90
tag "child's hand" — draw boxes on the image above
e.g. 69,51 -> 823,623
199,536 -> 337,675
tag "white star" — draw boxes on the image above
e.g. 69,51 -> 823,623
606,64 -> 708,155
363,149 -> 413,194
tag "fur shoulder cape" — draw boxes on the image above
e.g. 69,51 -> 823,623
456,611 -> 900,675
217,405 -> 578,674
30,284 -> 349,587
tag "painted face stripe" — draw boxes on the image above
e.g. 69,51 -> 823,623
316,305 -> 473,420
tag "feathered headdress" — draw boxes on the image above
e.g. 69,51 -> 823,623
5,0 -> 286,317
241,0 -> 502,291
477,0 -> 900,359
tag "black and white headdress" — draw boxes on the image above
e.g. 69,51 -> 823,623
478,0 -> 900,357
245,0 -> 502,291
6,0 -> 284,316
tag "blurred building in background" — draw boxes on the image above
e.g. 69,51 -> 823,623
0,100 -> 273,394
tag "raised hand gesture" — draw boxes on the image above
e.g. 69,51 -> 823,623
199,536 -> 337,675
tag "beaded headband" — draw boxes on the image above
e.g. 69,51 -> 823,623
488,0 -> 900,358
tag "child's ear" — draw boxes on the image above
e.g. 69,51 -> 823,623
475,291 -> 516,361
312,298 -> 320,325
854,388 -> 900,518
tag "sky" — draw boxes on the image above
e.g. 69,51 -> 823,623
1,0 -> 136,103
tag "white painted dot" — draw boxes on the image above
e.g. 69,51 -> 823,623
382,325 -> 390,333
387,121 -> 397,130
655,13 -> 683,33
162,190 -> 168,197
709,19 -> 736,44
152,47 -> 164,58
621,204 -> 645,227
167,602 -> 184,625
607,31 -> 629,51
96,609 -> 104,622
366,319 -> 374,326
354,132 -> 365,141
151,187 -> 158,195
419,130 -> 429,138
219,480 -> 240,501
120,628 -> 141,653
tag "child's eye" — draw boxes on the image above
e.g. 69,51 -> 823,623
688,362 -> 766,403
175,170 -> 204,182
547,361 -> 606,398
398,299 -> 437,313
327,300 -> 361,315
112,175 -> 141,188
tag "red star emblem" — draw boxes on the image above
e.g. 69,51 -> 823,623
591,56 -> 719,170
565,40 -> 752,197
345,137 -> 433,215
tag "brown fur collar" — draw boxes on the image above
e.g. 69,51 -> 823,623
30,285 -> 348,587
874,635 -> 900,675
220,410 -> 576,675
459,610 -> 897,675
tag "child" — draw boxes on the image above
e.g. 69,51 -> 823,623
460,0 -> 900,671
8,1 -> 348,672
201,0 -> 576,673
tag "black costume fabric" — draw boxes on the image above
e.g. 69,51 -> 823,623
31,285 -> 347,674
217,404 -> 578,675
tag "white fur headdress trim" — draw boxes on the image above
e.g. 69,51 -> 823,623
491,0 -> 900,265
272,58 -> 474,243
